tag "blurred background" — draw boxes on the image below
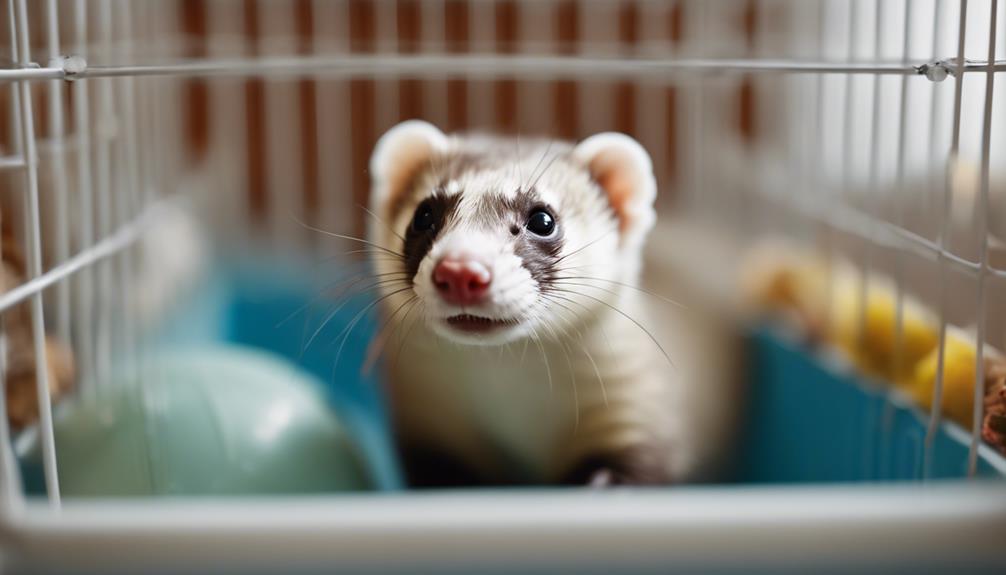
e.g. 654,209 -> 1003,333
4,0 -> 1003,333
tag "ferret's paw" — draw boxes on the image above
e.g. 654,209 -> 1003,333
561,447 -> 672,487
587,468 -> 616,488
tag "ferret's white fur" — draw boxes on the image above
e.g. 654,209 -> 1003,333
369,121 -> 740,483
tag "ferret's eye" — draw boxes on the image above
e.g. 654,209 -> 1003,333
411,200 -> 436,233
526,209 -> 556,237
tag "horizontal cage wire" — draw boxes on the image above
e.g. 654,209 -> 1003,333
0,0 -> 1001,564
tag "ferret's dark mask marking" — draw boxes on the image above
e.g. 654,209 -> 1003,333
515,218 -> 564,286
477,188 -> 565,286
402,191 -> 460,279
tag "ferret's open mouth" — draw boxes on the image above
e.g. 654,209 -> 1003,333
445,314 -> 518,333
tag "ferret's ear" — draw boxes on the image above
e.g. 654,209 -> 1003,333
572,133 -> 657,249
369,120 -> 449,215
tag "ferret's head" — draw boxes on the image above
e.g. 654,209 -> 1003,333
368,121 -> 657,345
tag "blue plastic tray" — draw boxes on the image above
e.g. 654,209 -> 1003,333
105,258 -> 1006,487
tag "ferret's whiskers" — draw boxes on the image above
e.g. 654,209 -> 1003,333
562,340 -> 582,430
540,290 -> 614,353
357,203 -> 406,244
381,297 -> 420,373
393,301 -> 425,372
553,274 -> 687,310
487,275 -> 537,299
551,287 -> 675,369
543,287 -> 603,331
331,270 -> 409,291
319,272 -> 408,297
313,255 -> 368,272
551,262 -> 608,273
433,320 -> 446,355
316,250 -> 407,268
292,278 -> 409,361
539,293 -> 607,405
315,249 -> 405,268
362,294 -> 419,375
331,286 -> 415,374
426,149 -> 447,190
519,336 -> 530,366
552,230 -> 614,266
515,134 -> 524,190
528,324 -> 553,394
344,249 -> 406,259
525,140 -> 553,191
280,271 -> 411,328
289,212 -> 406,259
576,335 -> 607,407
539,294 -> 582,338
528,149 -> 561,193
372,295 -> 420,363
543,321 -> 579,432
294,275 -> 411,349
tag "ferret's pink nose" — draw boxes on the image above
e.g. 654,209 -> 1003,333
433,257 -> 491,305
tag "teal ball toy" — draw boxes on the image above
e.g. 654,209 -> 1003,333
29,346 -> 372,496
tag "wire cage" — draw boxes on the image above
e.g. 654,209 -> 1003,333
0,0 -> 1005,572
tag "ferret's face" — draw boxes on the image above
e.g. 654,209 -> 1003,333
369,123 -> 656,346
390,161 -> 615,345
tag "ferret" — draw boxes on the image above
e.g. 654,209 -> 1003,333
367,121 -> 740,486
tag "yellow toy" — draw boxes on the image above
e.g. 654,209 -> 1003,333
740,242 -> 830,340
907,329 -> 1006,430
826,267 -> 938,383
742,242 -> 938,381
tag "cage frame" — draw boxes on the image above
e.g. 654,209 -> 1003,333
0,0 -> 1003,571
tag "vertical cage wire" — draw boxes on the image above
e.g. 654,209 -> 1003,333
863,0 -> 882,347
11,0 -> 59,507
861,0 -> 886,482
0,0 -> 21,515
844,0 -> 869,369
202,0 -> 246,239
968,0 -> 998,476
687,1 -> 706,219
423,0 -> 448,129
925,0 -> 969,478
4,0 -> 21,159
260,0 -> 304,243
892,0 -> 915,420
312,0 -> 351,244
0,336 -> 21,510
45,0 -> 71,349
920,0 -> 948,479
114,0 -> 139,371
73,0 -> 96,394
815,0 -> 835,344
93,0 -> 115,387
0,206 -> 22,511
889,0 -> 916,480
927,0 -> 949,222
